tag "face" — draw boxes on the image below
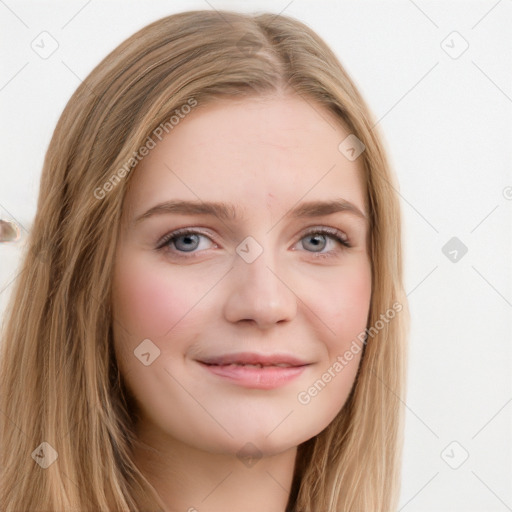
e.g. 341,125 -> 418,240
111,94 -> 371,458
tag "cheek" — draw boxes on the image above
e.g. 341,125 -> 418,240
313,261 -> 372,349
297,264 -> 371,427
112,255 -> 202,341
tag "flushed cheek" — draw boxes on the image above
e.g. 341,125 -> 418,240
112,257 -> 205,341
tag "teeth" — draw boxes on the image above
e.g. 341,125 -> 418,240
204,361 -> 295,368
228,363 -> 263,368
222,363 -> 292,368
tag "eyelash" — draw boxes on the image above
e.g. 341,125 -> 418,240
156,226 -> 351,260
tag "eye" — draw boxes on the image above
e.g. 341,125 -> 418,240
156,228 -> 216,257
156,226 -> 351,259
295,227 -> 351,258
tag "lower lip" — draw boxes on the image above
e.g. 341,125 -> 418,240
198,362 -> 308,389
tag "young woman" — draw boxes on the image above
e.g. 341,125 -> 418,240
0,9 -> 409,512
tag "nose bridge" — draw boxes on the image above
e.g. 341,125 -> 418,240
239,242 -> 280,297
223,235 -> 297,327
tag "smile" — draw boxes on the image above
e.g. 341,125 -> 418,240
197,358 -> 310,389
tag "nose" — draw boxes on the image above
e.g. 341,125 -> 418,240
222,244 -> 297,329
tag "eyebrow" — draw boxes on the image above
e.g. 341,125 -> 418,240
133,198 -> 367,225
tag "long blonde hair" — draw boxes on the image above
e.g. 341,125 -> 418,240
0,10 -> 409,511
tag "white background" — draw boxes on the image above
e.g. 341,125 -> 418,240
1,1 -> 511,510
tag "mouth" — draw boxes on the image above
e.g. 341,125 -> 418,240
202,362 -> 298,368
196,352 -> 311,389
197,352 -> 310,367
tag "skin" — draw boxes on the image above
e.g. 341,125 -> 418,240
111,93 -> 372,512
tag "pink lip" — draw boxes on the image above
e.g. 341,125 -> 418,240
196,352 -> 311,390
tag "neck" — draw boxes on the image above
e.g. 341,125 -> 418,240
132,432 -> 297,512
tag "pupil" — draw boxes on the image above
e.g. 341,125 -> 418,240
306,234 -> 325,252
176,234 -> 199,252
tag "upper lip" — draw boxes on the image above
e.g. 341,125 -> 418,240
197,352 -> 310,367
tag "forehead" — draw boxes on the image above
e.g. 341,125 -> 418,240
123,94 -> 367,222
